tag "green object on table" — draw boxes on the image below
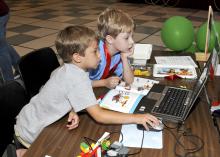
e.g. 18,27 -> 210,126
185,42 -> 197,53
196,21 -> 220,52
161,16 -> 194,51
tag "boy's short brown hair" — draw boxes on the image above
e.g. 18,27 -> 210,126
97,8 -> 135,40
55,25 -> 98,63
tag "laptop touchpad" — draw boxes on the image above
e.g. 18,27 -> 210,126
147,92 -> 162,100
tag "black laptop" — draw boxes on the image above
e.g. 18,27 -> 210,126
134,54 -> 212,123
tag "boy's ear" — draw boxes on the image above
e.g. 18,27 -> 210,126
106,35 -> 114,44
72,53 -> 82,63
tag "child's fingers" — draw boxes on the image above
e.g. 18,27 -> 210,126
146,114 -> 159,123
66,121 -> 79,130
142,123 -> 149,131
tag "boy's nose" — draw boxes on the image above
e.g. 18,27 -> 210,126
129,37 -> 134,45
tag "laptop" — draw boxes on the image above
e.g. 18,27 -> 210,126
134,53 -> 212,123
134,6 -> 220,123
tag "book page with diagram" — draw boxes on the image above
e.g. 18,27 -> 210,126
99,77 -> 159,113
116,77 -> 159,95
99,89 -> 144,113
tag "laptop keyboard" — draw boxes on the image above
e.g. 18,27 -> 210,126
152,87 -> 189,117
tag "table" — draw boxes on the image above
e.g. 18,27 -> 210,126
23,51 -> 220,157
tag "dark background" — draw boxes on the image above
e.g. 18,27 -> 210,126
121,0 -> 220,11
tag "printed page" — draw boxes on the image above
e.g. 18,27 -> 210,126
116,77 -> 159,95
99,89 -> 143,113
153,64 -> 197,79
155,56 -> 198,67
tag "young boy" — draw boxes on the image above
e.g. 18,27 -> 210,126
89,8 -> 135,89
14,25 -> 159,157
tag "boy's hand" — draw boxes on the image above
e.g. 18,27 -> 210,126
66,111 -> 80,130
135,113 -> 159,130
104,76 -> 121,89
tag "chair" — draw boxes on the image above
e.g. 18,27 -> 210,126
0,80 -> 28,156
0,67 -> 5,86
18,47 -> 60,100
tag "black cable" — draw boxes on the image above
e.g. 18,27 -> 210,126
126,129 -> 144,156
144,0 -> 160,5
109,131 -> 124,143
164,127 -> 204,157
82,131 -> 123,153
162,0 -> 180,7
124,121 -> 176,156
162,121 -> 179,129
144,0 -> 180,7
214,0 -> 220,11
83,136 -> 96,151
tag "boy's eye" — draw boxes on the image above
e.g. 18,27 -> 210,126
94,49 -> 98,53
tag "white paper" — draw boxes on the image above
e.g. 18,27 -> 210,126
155,56 -> 198,68
119,124 -> 163,149
212,49 -> 219,75
215,64 -> 220,76
132,44 -> 152,59
130,44 -> 152,65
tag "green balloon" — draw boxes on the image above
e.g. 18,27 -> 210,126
185,43 -> 197,53
213,21 -> 220,40
196,22 -> 215,52
196,21 -> 220,52
161,16 -> 194,51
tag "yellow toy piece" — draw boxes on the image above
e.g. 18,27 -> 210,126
91,143 -> 95,148
134,69 -> 141,75
134,69 -> 150,76
80,142 -> 90,153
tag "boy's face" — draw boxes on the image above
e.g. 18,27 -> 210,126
112,32 -> 134,54
81,40 -> 100,70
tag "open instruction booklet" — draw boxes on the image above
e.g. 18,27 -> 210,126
99,77 -> 159,113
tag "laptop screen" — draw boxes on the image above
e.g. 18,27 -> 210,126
188,61 -> 209,106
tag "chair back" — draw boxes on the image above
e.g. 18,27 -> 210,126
0,67 -> 5,86
18,47 -> 60,99
0,81 -> 28,155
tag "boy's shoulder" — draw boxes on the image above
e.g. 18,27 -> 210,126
54,64 -> 87,79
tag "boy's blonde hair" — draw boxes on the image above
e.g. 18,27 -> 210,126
97,8 -> 135,40
55,25 -> 98,63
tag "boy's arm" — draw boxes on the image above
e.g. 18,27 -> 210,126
92,79 -> 107,88
121,55 -> 134,84
86,104 -> 159,130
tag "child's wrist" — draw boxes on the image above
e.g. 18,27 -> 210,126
131,114 -> 140,124
121,54 -> 128,60
103,79 -> 108,87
